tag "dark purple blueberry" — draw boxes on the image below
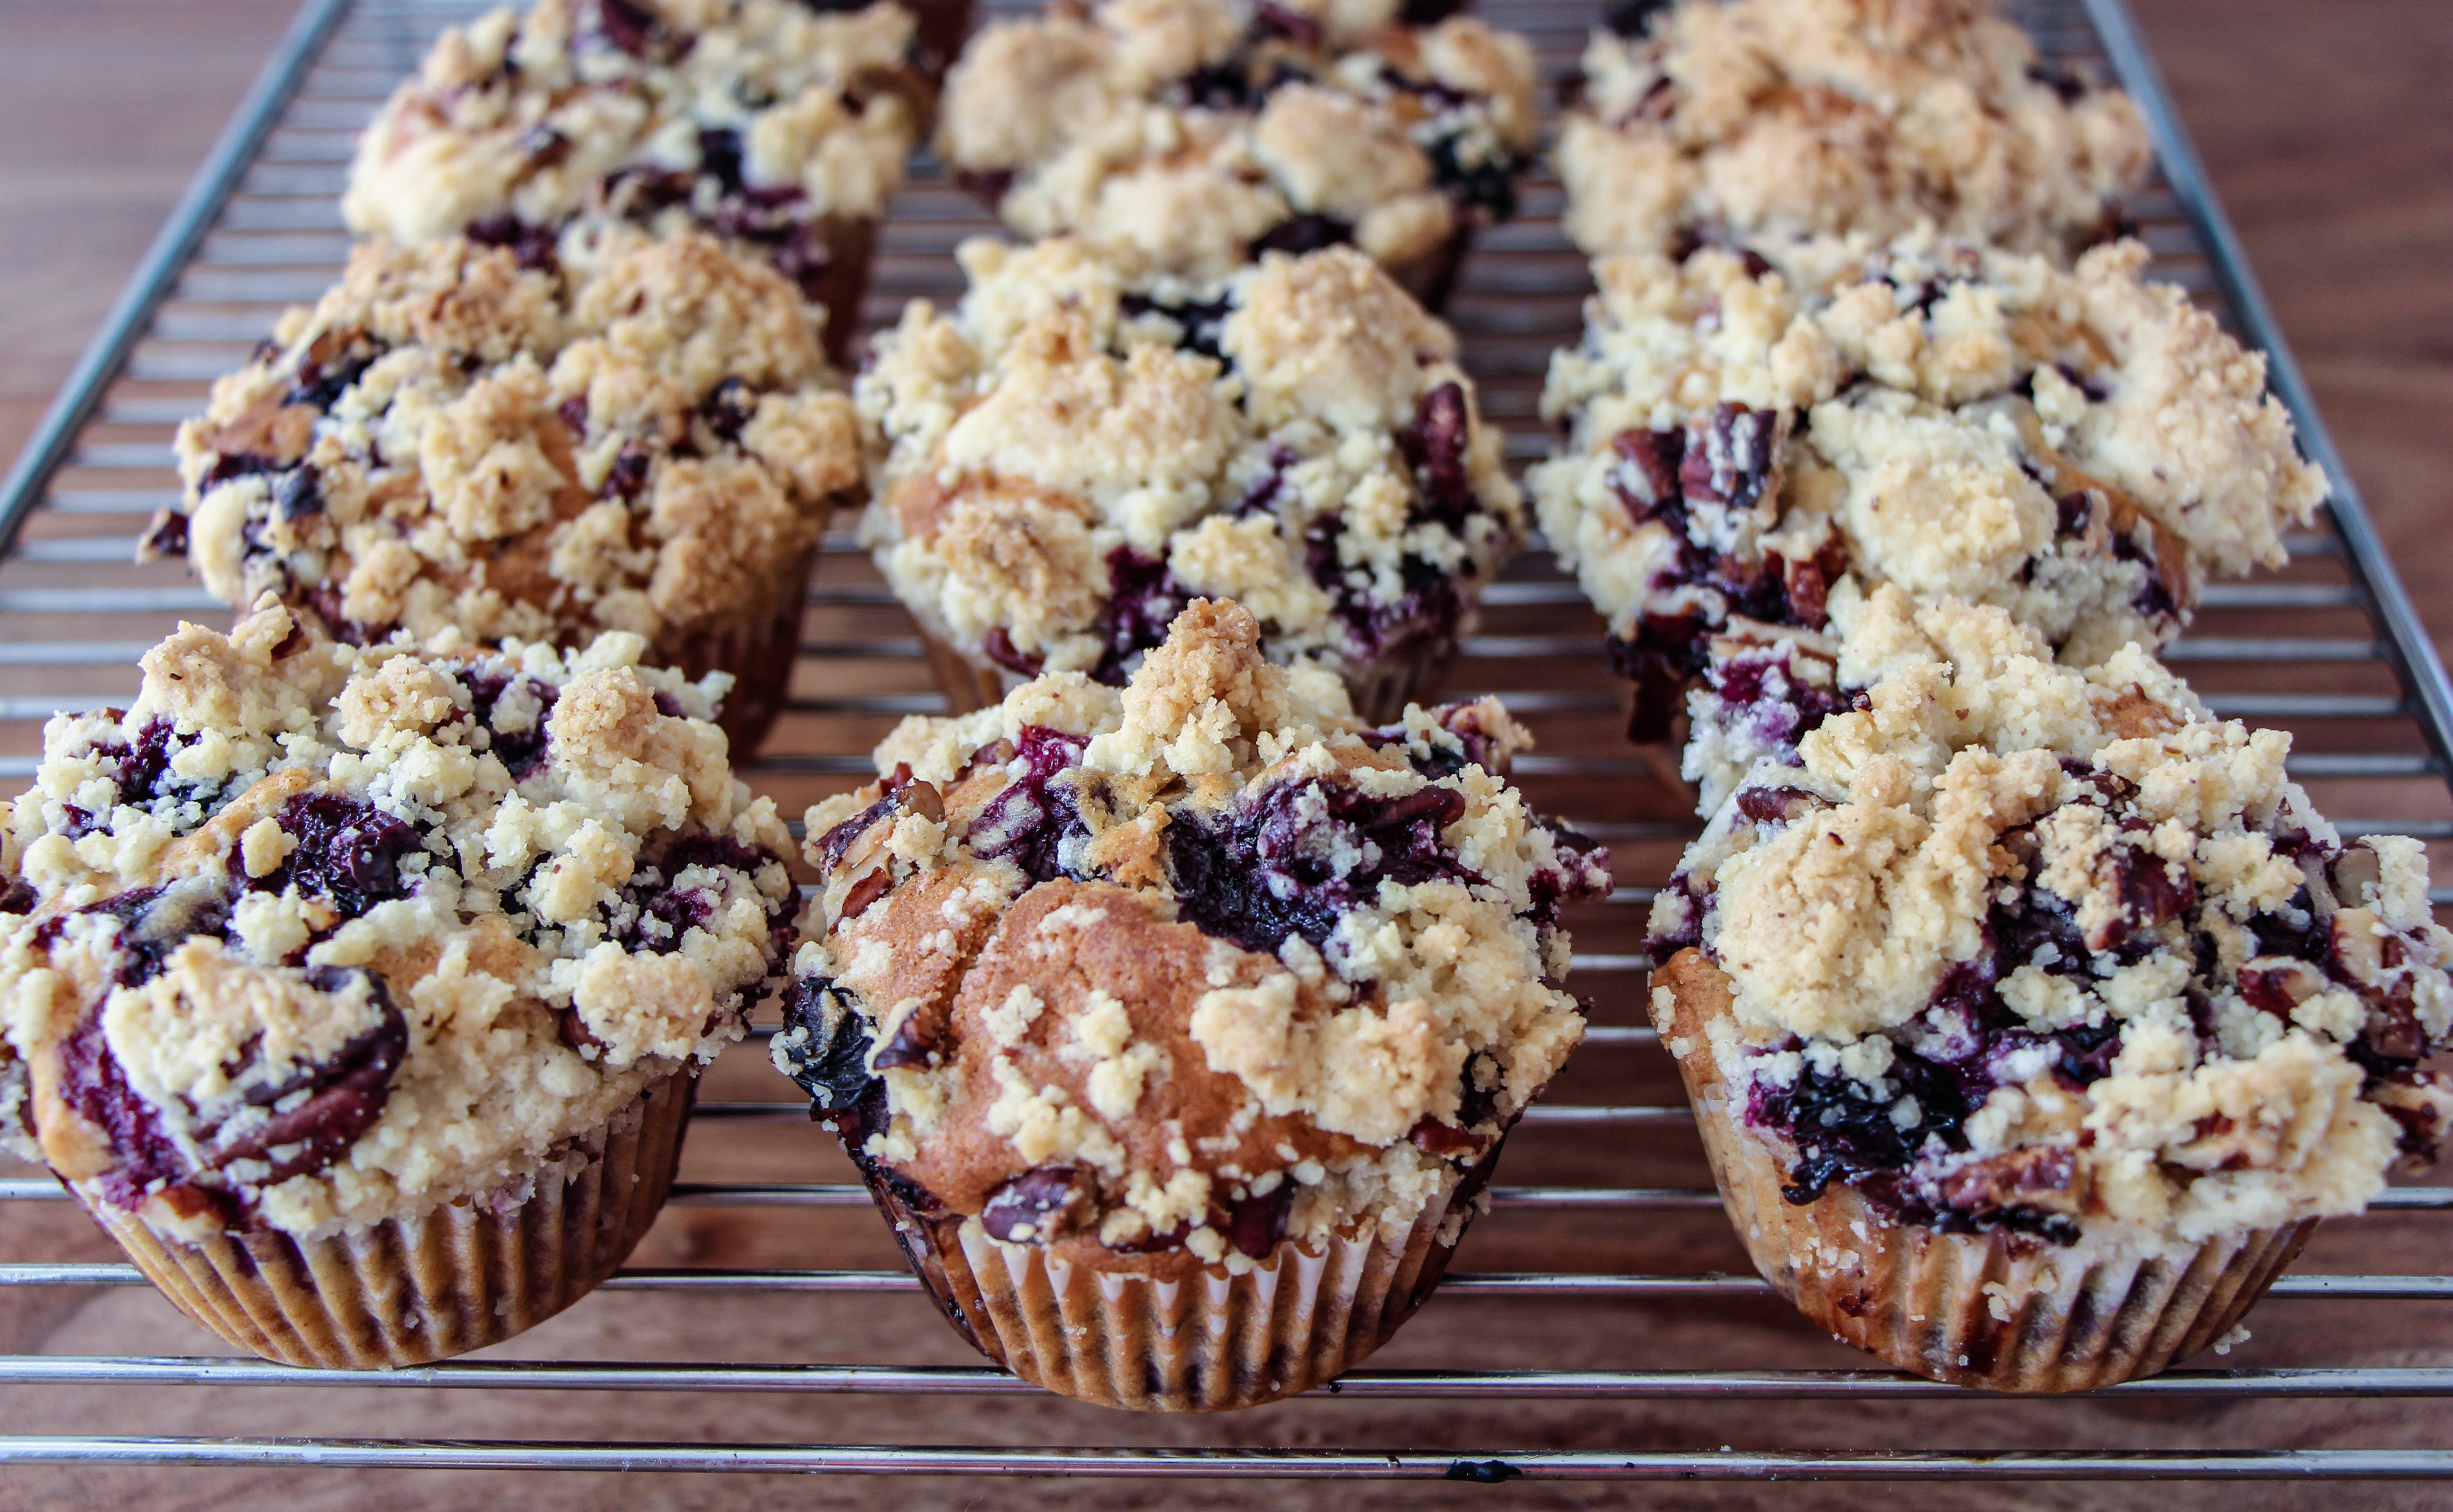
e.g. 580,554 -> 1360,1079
1399,381 -> 1476,530
700,375 -> 758,443
204,450 -> 282,486
0,878 -> 34,915
1088,545 -> 1192,686
1751,1040 -> 1971,1206
969,726 -> 1089,886
602,442 -> 655,502
1603,0 -> 1672,37
1251,0 -> 1324,47
592,0 -> 689,60
56,1009 -> 187,1211
139,509 -> 190,558
460,670 -> 556,779
2025,60 -> 2089,104
1426,133 -> 1520,221
981,626 -> 1043,677
1117,292 -> 1235,363
1735,786 -> 1827,826
1304,513 -> 1468,663
282,350 -> 374,413
1216,1180 -> 1294,1259
776,976 -> 883,1124
1234,446 -> 1296,518
1251,214 -> 1354,259
557,395 -> 590,437
463,213 -> 561,273
70,883 -> 233,988
980,1164 -> 1094,1243
696,125 -> 746,193
610,831 -> 787,955
254,794 -> 422,916
1168,774 -> 1478,956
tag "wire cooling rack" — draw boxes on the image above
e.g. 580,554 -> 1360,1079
1,0 -> 2452,1491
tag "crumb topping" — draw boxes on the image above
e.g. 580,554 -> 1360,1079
161,229 -> 859,659
937,0 -> 1538,279
856,237 -> 1521,697
1559,0 -> 2149,259
0,600 -> 795,1239
773,600 -> 1606,1268
344,0 -> 926,296
1529,231 -> 2325,758
1649,591 -> 2453,1248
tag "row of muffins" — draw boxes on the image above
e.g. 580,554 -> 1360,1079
1526,0 -> 2453,1391
0,0 -> 1615,1412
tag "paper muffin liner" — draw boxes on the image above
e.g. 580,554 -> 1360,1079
75,1069 -> 695,1370
799,214 -> 882,365
906,0 -> 976,82
916,625 -> 1459,727
1654,949 -> 2316,1391
655,541 -> 820,756
857,1140 -> 1507,1411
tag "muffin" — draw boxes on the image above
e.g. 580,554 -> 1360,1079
0,599 -> 797,1368
342,0 -> 931,358
1559,0 -> 2149,261
773,599 -> 1609,1409
1647,589 -> 2453,1391
935,0 -> 1538,307
1528,230 -> 2326,791
151,227 -> 862,754
857,236 -> 1523,722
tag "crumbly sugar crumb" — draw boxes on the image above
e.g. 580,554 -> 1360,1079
1651,588 -> 2453,1249
1558,0 -> 2149,259
166,227 -> 860,658
776,600 -> 1608,1268
0,599 -> 795,1240
856,236 -> 1521,700
937,0 -> 1539,281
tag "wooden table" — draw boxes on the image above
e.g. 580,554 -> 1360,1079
0,2 -> 2450,1508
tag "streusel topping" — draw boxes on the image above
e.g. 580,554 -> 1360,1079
1530,231 -> 2325,750
774,600 -> 1607,1268
0,601 -> 795,1239
1559,0 -> 2149,260
159,229 -> 860,656
345,0 -> 925,300
937,0 -> 1538,280
1649,592 -> 2453,1248
857,237 -> 1521,693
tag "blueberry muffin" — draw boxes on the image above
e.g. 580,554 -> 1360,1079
936,0 -> 1538,307
344,0 -> 932,358
858,237 -> 1521,724
155,227 -> 862,753
1648,590 -> 2453,1391
1529,231 -> 2326,787
1560,0 -> 2149,261
773,599 -> 1609,1409
0,600 -> 797,1367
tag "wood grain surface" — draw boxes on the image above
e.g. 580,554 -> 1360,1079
1,2 -> 2451,1509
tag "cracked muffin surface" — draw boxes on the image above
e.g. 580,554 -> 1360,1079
1649,591 -> 2453,1251
158,229 -> 859,728
0,600 -> 796,1240
774,600 -> 1609,1271
344,0 -> 926,329
857,236 -> 1522,715
936,0 -> 1537,290
1529,231 -> 2326,794
1560,0 -> 2148,260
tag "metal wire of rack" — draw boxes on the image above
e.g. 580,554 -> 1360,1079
0,0 -> 2450,1491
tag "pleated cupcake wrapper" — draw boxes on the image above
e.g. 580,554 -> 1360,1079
796,215 -> 881,366
77,1069 -> 694,1369
656,540 -> 822,758
916,625 -> 1458,727
906,0 -> 976,82
1657,957 -> 2314,1391
861,1143 -> 1505,1412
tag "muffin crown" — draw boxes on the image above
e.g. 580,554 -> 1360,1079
858,237 -> 1520,687
0,601 -> 795,1238
777,600 -> 1606,1267
1530,230 -> 2326,781
345,0 -> 925,243
1560,0 -> 2149,258
937,0 -> 1537,278
162,230 -> 860,653
1651,589 -> 2453,1246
